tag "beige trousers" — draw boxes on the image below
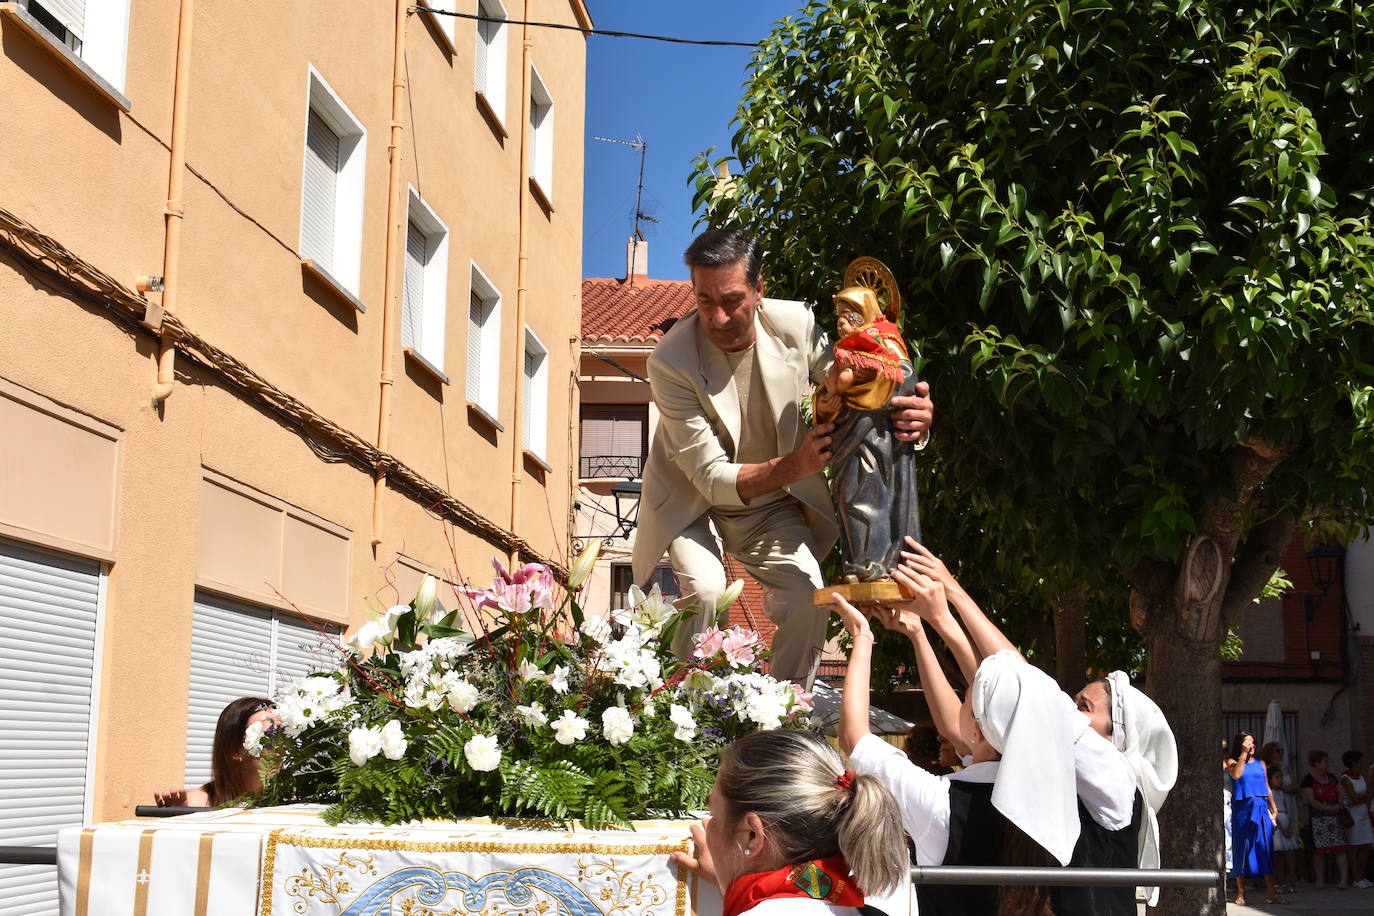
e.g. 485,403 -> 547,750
666,496 -> 828,687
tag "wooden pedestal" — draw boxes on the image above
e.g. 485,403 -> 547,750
813,578 -> 911,606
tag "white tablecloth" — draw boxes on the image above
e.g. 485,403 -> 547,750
56,805 -> 720,916
57,804 -> 915,916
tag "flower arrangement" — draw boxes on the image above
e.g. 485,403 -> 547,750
251,541 -> 813,826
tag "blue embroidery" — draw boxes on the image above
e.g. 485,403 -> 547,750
340,867 -> 604,916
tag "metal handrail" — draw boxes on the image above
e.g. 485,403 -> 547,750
910,865 -> 1220,887
0,846 -> 57,866
134,805 -> 212,817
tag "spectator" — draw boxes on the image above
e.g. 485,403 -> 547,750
1339,749 -> 1372,888
155,697 -> 275,807
1226,731 -> 1284,905
1300,749 -> 1350,889
668,729 -> 907,915
903,723 -> 952,775
1261,742 -> 1301,893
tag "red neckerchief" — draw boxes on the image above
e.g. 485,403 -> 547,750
834,319 -> 907,382
722,855 -> 865,916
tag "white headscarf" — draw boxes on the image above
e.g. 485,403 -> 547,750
1106,670 -> 1178,906
971,650 -> 1080,865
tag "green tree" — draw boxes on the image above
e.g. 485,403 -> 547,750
695,2 -> 1374,911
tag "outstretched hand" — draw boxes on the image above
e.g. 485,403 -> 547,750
827,592 -> 874,641
901,538 -> 958,592
154,788 -> 188,807
890,565 -> 948,621
668,819 -> 718,889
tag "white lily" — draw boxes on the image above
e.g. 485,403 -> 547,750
715,579 -> 745,615
413,574 -> 439,622
567,538 -> 603,590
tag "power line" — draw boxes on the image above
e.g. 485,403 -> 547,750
416,8 -> 760,48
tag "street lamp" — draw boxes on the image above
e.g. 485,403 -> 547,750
1304,543 -> 1344,621
609,480 -> 641,542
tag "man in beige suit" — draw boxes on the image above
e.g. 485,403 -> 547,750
632,230 -> 932,684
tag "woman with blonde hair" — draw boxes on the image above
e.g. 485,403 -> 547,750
671,729 -> 908,916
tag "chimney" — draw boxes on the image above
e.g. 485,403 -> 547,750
626,230 -> 648,286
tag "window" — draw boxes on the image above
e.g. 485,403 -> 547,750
467,263 -> 502,419
528,64 -> 555,201
300,66 -> 367,297
474,0 -> 508,126
184,592 -> 341,787
521,328 -> 549,462
580,405 -> 648,479
0,539 -> 103,916
15,0 -> 131,97
401,189 -> 451,378
420,0 -> 457,49
611,563 -> 680,612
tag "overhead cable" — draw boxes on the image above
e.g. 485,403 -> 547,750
416,8 -> 760,48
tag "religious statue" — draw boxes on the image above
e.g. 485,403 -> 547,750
812,257 -> 922,603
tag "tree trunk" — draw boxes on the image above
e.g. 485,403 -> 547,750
1052,585 -> 1090,692
1145,603 -> 1227,915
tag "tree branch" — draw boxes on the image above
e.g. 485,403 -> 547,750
1222,510 -> 1299,625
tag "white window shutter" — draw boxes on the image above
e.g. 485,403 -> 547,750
35,0 -> 85,41
185,595 -> 341,788
474,15 -> 491,96
0,540 -> 100,916
403,221 -> 426,351
522,347 -> 536,445
184,595 -> 273,788
301,109 -> 340,269
467,292 -> 484,402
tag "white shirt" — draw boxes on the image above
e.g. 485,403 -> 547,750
1070,711 -> 1140,830
849,732 -> 999,866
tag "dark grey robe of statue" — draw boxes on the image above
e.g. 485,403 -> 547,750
829,361 -> 922,580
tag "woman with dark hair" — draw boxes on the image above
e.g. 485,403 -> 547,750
670,730 -> 907,916
902,724 -> 951,775
1227,731 -> 1284,905
1338,749 -> 1372,887
1300,749 -> 1350,888
155,697 -> 275,807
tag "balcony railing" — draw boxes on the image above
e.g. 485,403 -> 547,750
579,454 -> 644,479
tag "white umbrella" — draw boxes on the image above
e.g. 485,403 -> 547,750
808,680 -> 915,736
1262,699 -> 1285,753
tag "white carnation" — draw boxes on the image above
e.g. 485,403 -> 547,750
348,726 -> 383,766
464,733 -> 502,771
669,703 -> 697,741
380,719 -> 408,760
445,678 -> 480,713
579,614 -> 613,644
601,705 -> 635,746
243,719 -> 267,757
552,710 -> 589,745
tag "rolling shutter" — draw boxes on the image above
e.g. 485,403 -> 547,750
473,13 -> 490,96
467,291 -> 485,403
184,594 -> 340,787
33,0 -> 85,41
521,347 -> 537,446
301,109 -> 339,269
402,220 -> 426,351
0,539 -> 101,916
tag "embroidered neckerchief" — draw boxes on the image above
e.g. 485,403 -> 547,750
722,854 -> 864,916
833,318 -> 907,382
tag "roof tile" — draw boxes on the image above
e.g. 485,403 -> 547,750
581,277 -> 694,344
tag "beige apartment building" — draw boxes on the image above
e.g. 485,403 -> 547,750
0,1 -> 589,909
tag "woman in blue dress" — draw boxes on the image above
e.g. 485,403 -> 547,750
1227,731 -> 1286,905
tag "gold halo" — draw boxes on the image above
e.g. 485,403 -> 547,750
843,257 -> 900,320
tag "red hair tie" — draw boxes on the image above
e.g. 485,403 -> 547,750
835,769 -> 855,791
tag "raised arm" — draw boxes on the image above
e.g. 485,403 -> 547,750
872,574 -> 971,757
1224,755 -> 1246,781
900,538 -> 1018,661
831,592 -> 876,756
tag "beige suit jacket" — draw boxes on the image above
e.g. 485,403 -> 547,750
632,298 -> 839,581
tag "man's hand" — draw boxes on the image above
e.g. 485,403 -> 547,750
890,381 -> 933,443
781,422 -> 834,480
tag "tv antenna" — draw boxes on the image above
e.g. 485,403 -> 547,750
594,133 -> 659,243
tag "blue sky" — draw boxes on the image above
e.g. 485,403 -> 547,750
580,1 -> 804,281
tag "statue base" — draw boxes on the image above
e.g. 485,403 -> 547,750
813,578 -> 911,606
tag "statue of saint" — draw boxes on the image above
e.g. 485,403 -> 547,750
812,258 -> 922,593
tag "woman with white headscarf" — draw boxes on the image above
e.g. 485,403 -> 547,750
832,583 -> 1080,916
1070,672 -> 1178,909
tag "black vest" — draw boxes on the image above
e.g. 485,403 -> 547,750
915,780 -> 1002,916
1054,791 -> 1144,916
